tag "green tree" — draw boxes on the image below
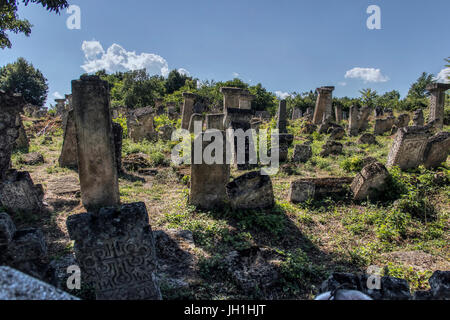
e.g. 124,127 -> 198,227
165,69 -> 191,94
407,72 -> 435,100
375,90 -> 401,109
0,57 -> 48,107
359,88 -> 378,108
0,0 -> 69,49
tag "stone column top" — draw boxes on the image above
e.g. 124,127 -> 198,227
426,83 -> 450,92
316,86 -> 335,93
182,92 -> 198,99
220,87 -> 249,95
239,93 -> 256,100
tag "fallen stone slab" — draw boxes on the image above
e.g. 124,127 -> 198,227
0,266 -> 78,300
292,144 -> 312,163
289,177 -> 353,203
226,171 -> 275,210
320,140 -> 343,157
357,133 -> 377,145
19,152 -> 44,166
351,161 -> 389,201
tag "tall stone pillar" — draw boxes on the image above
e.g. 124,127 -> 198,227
427,83 -> 450,129
239,93 -> 255,110
55,99 -> 66,116
348,105 -> 359,136
335,104 -> 342,123
313,86 -> 335,125
181,92 -> 197,130
277,100 -> 288,134
189,132 -> 230,209
71,75 -> 120,211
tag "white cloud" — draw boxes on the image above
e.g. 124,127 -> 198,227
434,68 -> 450,83
232,72 -> 240,78
81,41 -> 169,77
53,92 -> 63,99
275,91 -> 292,99
338,82 -> 347,87
178,68 -> 190,77
344,67 -> 389,83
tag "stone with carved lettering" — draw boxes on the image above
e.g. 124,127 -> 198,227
67,202 -> 162,300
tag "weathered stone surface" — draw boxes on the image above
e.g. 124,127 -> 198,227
357,133 -> 377,145
0,212 -> 16,252
289,177 -> 353,203
181,93 -> 197,130
0,170 -> 43,214
395,113 -> 411,128
206,113 -> 225,130
59,110 -> 78,168
301,122 -> 317,134
158,125 -> 173,141
224,247 -> 279,294
320,272 -> 412,300
46,253 -> 77,290
428,271 -> 450,300
374,116 -> 396,135
0,266 -> 78,300
220,87 -> 251,111
272,133 -> 294,163
348,105 -> 371,136
72,75 -> 120,210
67,202 -> 162,300
239,92 -> 255,110
276,100 -> 287,134
190,132 -> 230,209
122,152 -> 151,171
335,105 -> 343,123
329,126 -> 345,140
19,152 -> 44,166
423,131 -> 450,169
387,126 -> 432,170
292,144 -> 312,163
0,91 -> 25,178
188,113 -> 203,133
292,107 -> 302,120
351,161 -> 389,201
412,109 -> 424,126
226,171 -> 274,210
313,86 -> 335,125
14,116 -> 29,152
111,122 -> 123,173
320,140 -> 343,157
127,107 -> 156,142
427,83 -> 450,129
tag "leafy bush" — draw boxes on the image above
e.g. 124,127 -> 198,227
112,113 -> 128,137
340,156 -> 364,173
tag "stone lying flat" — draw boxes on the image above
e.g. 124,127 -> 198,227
0,266 -> 78,300
320,140 -> 343,157
47,176 -> 80,196
226,171 -> 274,210
289,177 -> 353,203
358,133 -> 377,145
19,152 -> 44,165
292,144 -> 312,163
351,161 -> 389,201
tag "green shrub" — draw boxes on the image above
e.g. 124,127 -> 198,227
340,156 -> 364,173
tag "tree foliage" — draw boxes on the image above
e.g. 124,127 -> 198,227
0,57 -> 48,107
0,0 -> 69,49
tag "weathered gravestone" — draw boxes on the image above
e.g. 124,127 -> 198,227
351,161 -> 390,201
313,86 -> 335,125
423,131 -> 450,169
412,109 -> 424,127
426,83 -> 450,129
292,143 -> 312,163
71,75 -> 120,210
387,126 -> 431,170
188,113 -> 204,133
292,107 -> 302,120
289,177 -> 353,203
189,132 -> 230,209
348,105 -> 372,136
239,92 -> 255,110
335,104 -> 343,123
0,91 -> 25,177
127,107 -> 156,142
67,202 -> 162,300
14,115 -> 29,152
226,171 -> 274,210
112,122 -> 123,173
181,92 -> 197,130
395,113 -> 411,128
58,110 -> 78,167
206,114 -> 225,130
374,116 -> 396,135
277,100 -> 288,134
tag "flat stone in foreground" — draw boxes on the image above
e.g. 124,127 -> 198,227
0,266 -> 78,300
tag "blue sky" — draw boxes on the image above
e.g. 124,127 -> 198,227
1,0 -> 449,108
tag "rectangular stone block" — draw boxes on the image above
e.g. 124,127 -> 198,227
58,110 -> 78,167
182,93 -> 197,130
387,126 -> 431,170
313,86 -> 334,125
206,114 -> 225,130
66,202 -> 161,300
289,177 -> 353,203
71,75 -> 120,210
